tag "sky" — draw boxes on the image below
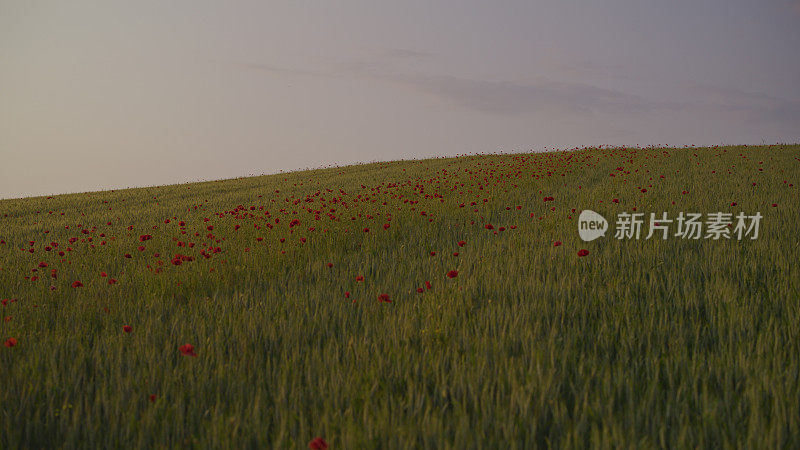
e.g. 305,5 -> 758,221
1,1 -> 799,199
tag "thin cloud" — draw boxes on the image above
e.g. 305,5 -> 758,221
373,73 -> 665,116
233,47 -> 434,79
234,61 -> 330,78
235,52 -> 800,132
681,83 -> 800,125
373,48 -> 435,60
371,70 -> 800,131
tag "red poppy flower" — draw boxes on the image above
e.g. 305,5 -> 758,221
123,325 -> 132,333
363,227 -> 369,233
139,235 -> 152,242
553,241 -> 562,247
345,291 -> 350,299
430,251 -> 436,256
383,223 -> 390,230
71,281 -> 83,288
327,263 -> 333,268
485,224 -> 494,230
38,261 -> 48,268
4,337 -> 17,348
577,249 -> 589,257
425,281 -> 432,290
108,279 -> 117,285
308,437 -> 329,450
457,240 -> 466,247
356,275 -> 364,282
416,287 -> 424,293
149,394 -> 157,403
446,270 -> 458,278
179,343 -> 197,357
378,293 -> 391,303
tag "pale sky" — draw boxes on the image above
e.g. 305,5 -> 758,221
2,0 -> 799,199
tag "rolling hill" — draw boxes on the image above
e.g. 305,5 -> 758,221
1,144 -> 799,448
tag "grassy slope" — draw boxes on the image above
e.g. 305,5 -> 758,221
1,145 -> 799,448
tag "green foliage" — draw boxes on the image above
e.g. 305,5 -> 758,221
1,145 -> 798,448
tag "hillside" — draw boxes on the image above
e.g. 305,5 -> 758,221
1,145 -> 799,448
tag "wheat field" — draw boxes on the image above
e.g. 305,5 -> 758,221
1,145 -> 798,448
